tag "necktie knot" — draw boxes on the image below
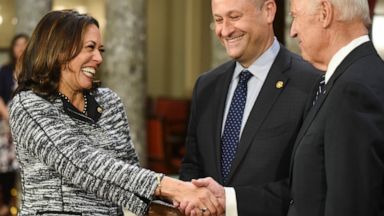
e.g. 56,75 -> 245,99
313,75 -> 326,106
239,70 -> 253,84
319,74 -> 325,91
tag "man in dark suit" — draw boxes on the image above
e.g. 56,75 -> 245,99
179,0 -> 320,215
286,0 -> 384,215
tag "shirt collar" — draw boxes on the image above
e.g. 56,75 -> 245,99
325,35 -> 370,83
233,37 -> 280,81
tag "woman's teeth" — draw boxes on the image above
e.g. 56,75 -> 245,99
81,67 -> 96,78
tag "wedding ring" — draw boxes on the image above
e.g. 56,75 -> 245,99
201,207 -> 208,213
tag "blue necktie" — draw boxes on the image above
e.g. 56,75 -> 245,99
221,70 -> 253,182
312,75 -> 325,106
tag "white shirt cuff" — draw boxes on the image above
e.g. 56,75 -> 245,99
224,187 -> 238,216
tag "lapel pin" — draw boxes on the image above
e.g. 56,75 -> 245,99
276,81 -> 284,89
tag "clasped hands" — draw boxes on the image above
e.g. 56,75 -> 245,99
158,177 -> 225,216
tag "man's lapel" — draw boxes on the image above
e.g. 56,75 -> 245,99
212,61 -> 236,183
225,47 -> 292,183
289,41 -> 376,177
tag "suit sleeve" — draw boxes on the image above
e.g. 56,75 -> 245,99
179,76 -> 204,181
324,82 -> 384,216
235,178 -> 291,216
9,92 -> 161,216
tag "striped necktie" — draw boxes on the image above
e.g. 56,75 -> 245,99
313,75 -> 325,106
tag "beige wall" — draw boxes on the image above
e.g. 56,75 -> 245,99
0,0 -> 16,48
0,0 -> 15,65
146,0 -> 212,98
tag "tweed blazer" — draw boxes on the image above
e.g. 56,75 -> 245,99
9,88 -> 160,216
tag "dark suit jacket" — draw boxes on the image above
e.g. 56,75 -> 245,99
289,42 -> 384,216
180,45 -> 321,215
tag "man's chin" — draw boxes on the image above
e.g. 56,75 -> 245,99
225,50 -> 241,60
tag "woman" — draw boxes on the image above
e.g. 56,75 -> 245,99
10,10 -> 222,216
0,33 -> 28,215
0,33 -> 29,106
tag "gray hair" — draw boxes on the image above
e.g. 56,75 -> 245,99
312,0 -> 371,25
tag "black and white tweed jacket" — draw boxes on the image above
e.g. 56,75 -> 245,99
9,88 -> 161,216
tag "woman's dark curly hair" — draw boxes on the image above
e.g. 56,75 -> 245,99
14,9 -> 99,99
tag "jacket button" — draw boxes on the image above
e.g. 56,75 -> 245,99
290,199 -> 294,205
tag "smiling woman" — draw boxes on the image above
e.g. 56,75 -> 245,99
9,9 -> 224,216
15,10 -> 102,100
58,23 -> 104,112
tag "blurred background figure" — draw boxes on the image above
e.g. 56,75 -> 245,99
0,33 -> 29,216
0,34 -> 29,105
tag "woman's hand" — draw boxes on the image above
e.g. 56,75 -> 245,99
156,176 -> 224,216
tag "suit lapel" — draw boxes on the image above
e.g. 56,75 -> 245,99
212,61 -> 236,183
289,81 -> 329,167
289,41 -> 376,177
225,47 -> 291,183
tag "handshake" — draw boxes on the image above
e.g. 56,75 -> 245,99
156,177 -> 226,216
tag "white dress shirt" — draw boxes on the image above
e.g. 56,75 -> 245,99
221,38 -> 280,135
223,38 -> 280,216
325,35 -> 370,84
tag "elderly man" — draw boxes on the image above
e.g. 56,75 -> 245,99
287,0 -> 384,215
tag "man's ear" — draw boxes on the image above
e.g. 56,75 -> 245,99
264,0 -> 277,24
319,0 -> 333,28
